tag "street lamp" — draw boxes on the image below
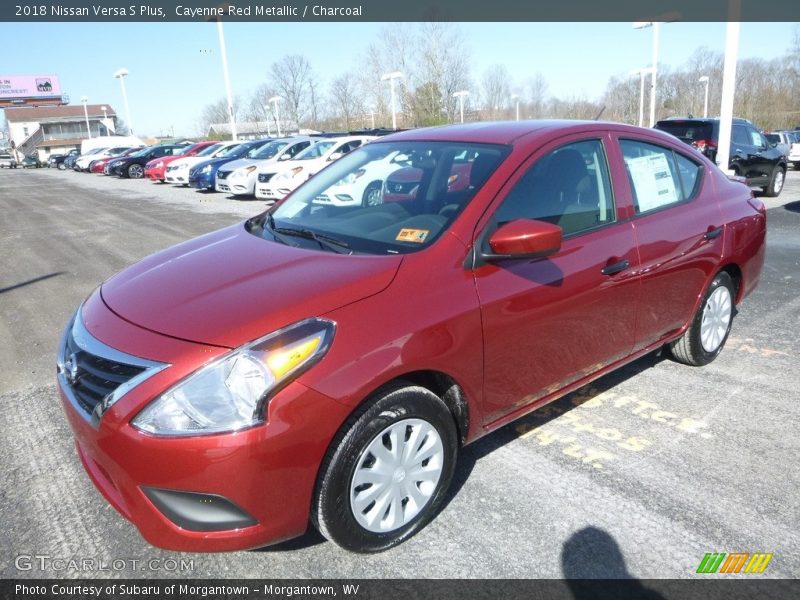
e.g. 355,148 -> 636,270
698,75 -> 710,118
452,90 -> 469,124
629,67 -> 653,127
268,96 -> 282,137
510,93 -> 520,121
633,21 -> 668,127
80,96 -> 91,139
381,71 -> 404,130
113,68 -> 133,135
215,20 -> 237,141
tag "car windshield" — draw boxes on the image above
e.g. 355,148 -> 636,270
251,141 -> 508,255
197,143 -> 223,157
86,147 -> 108,155
128,147 -> 152,158
242,141 -> 272,158
215,143 -> 244,158
765,134 -> 780,144
252,141 -> 288,160
294,141 -> 336,160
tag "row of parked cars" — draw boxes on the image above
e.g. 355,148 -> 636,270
63,133 -> 410,205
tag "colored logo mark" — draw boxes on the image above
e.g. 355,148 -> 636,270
696,552 -> 773,574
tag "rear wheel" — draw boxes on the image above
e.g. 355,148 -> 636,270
668,271 -> 735,366
312,384 -> 457,553
57,162 -> 66,171
128,164 -> 144,179
762,166 -> 785,197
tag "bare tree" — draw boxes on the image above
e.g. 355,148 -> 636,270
198,96 -> 240,137
330,73 -> 364,129
482,65 -> 511,119
269,55 -> 314,127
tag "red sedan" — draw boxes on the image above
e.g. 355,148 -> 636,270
90,148 -> 141,174
57,121 -> 765,553
144,141 -> 217,182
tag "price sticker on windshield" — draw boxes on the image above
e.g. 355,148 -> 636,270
396,229 -> 430,243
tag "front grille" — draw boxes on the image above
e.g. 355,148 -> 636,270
217,170 -> 230,180
63,330 -> 145,416
258,173 -> 274,183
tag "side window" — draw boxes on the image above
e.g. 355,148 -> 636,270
289,141 -> 310,157
748,128 -> 765,147
620,139 -> 700,214
732,125 -> 749,146
493,139 -> 615,236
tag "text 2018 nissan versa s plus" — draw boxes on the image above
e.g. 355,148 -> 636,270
57,121 -> 765,553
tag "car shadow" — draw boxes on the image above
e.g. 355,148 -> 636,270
562,526 -> 667,597
252,526 -> 327,553
441,350 -> 667,510
784,200 -> 800,213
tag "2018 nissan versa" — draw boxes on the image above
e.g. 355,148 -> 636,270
57,121 -> 766,553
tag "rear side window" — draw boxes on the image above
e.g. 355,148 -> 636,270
620,140 -> 702,214
655,121 -> 713,143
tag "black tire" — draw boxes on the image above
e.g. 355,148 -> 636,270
312,383 -> 458,553
127,163 -> 144,179
668,271 -> 736,366
762,166 -> 785,198
57,162 -> 66,170
361,182 -> 383,207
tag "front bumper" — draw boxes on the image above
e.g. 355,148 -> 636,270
189,171 -> 215,190
57,295 -> 351,552
145,167 -> 166,181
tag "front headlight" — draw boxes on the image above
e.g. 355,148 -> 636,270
232,166 -> 257,178
132,318 -> 335,436
154,161 -> 164,169
200,164 -> 213,174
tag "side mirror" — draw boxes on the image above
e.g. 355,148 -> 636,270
483,219 -> 562,261
328,152 -> 343,161
278,154 -> 291,160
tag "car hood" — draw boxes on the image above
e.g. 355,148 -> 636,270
171,156 -> 208,170
100,223 -> 403,348
219,158 -> 259,172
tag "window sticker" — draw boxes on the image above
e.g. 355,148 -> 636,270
396,228 -> 430,243
626,153 -> 679,212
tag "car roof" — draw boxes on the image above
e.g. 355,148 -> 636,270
378,120 -> 676,146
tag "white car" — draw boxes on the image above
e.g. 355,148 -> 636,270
313,150 -> 414,207
0,153 -> 17,168
74,146 -> 136,172
165,141 -> 239,185
215,137 -> 317,197
255,136 -> 375,202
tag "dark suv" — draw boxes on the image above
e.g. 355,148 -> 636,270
655,117 -> 787,197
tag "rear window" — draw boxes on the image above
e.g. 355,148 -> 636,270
655,121 -> 714,143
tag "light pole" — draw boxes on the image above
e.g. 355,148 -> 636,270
80,96 -> 91,139
633,21 -> 664,127
452,90 -> 469,123
215,20 -> 237,141
698,75 -> 710,118
510,94 -> 520,121
100,105 -> 109,134
629,67 -> 653,127
113,68 -> 133,135
381,71 -> 404,130
269,96 -> 282,137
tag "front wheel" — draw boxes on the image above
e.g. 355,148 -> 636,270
762,166 -> 785,197
312,384 -> 458,553
128,164 -> 144,179
362,182 -> 383,207
668,271 -> 736,366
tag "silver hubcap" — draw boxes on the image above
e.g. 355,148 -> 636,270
130,165 -> 143,178
364,186 -> 383,206
773,170 -> 784,193
700,286 -> 732,353
350,418 -> 444,533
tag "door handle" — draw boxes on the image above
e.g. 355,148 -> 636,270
704,227 -> 723,240
601,259 -> 630,276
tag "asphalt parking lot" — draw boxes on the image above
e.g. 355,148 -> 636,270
1,167 -> 798,579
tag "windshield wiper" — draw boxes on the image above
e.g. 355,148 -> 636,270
265,215 -> 352,254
